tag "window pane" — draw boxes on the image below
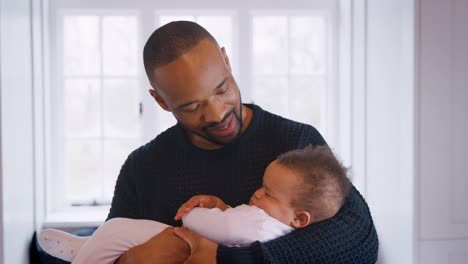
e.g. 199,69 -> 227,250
289,76 -> 323,128
64,78 -> 101,137
156,110 -> 176,135
103,78 -> 140,138
197,16 -> 233,58
102,16 -> 138,76
159,16 -> 195,26
66,140 -> 101,200
253,77 -> 288,117
103,140 -> 139,200
253,16 -> 288,75
64,16 -> 100,76
290,16 -> 326,75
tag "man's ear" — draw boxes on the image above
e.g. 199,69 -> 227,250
149,89 -> 171,112
291,210 -> 312,228
221,47 -> 232,73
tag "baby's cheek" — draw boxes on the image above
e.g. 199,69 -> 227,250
264,205 -> 280,219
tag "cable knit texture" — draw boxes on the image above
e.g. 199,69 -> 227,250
107,104 -> 378,263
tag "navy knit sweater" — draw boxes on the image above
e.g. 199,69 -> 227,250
107,104 -> 378,263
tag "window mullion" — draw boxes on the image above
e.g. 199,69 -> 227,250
238,9 -> 252,103
286,16 -> 291,118
98,15 -> 106,203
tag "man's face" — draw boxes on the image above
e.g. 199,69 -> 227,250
150,39 -> 244,149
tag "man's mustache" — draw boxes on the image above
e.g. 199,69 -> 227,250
203,110 -> 235,130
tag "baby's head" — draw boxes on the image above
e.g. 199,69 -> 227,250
249,145 -> 350,228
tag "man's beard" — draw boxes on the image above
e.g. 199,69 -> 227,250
178,89 -> 244,147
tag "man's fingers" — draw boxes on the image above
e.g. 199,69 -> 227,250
174,227 -> 218,264
159,226 -> 175,235
174,227 -> 199,250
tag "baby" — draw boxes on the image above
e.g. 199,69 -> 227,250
39,145 -> 351,264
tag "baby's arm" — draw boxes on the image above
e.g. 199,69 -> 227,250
174,195 -> 229,220
182,205 -> 292,247
40,218 -> 170,264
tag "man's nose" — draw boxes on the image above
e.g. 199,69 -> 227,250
203,97 -> 226,124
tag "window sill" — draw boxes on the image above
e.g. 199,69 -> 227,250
43,205 -> 110,229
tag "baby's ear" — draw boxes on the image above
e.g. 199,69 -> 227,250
291,210 -> 312,228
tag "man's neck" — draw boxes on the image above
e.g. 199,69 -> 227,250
240,104 -> 253,134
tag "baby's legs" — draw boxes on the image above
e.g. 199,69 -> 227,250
72,218 -> 170,264
39,229 -> 88,262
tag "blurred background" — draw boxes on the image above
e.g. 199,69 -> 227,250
1,0 -> 467,263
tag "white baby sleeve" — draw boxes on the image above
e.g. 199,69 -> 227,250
182,205 -> 293,247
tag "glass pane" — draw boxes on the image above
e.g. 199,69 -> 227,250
289,77 -> 323,128
103,140 -> 139,200
64,16 -> 100,76
66,140 -> 101,200
290,16 -> 326,75
159,16 -> 195,26
197,16 -> 233,58
155,110 -> 176,135
253,16 -> 288,75
103,16 -> 138,76
253,77 -> 288,117
103,79 -> 140,138
64,78 -> 101,137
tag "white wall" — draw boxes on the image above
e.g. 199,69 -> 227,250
0,0 -> 37,262
418,0 -> 468,263
366,0 -> 416,263
340,0 -> 416,263
355,0 -> 468,263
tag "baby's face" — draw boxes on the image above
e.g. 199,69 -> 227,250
249,161 -> 300,226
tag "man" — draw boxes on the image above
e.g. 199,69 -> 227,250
110,21 -> 378,263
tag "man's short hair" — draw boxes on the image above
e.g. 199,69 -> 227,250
276,145 -> 351,223
143,21 -> 217,84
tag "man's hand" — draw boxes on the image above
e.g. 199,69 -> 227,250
115,227 -> 190,264
175,195 -> 229,220
174,227 -> 218,264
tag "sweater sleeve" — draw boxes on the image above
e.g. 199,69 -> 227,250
216,187 -> 379,264
106,151 -> 141,221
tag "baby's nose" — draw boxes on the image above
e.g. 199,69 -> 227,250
253,188 -> 264,199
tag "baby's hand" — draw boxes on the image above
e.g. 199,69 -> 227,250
174,195 -> 229,220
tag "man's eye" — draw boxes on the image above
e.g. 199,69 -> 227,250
183,104 -> 199,112
218,84 -> 230,94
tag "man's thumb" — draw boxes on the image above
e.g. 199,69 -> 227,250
174,227 -> 197,249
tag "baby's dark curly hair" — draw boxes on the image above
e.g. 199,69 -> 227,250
276,145 -> 351,223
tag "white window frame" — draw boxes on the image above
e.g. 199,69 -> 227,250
155,10 -> 239,75
44,0 -> 340,227
249,9 -> 337,141
47,8 -> 144,223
